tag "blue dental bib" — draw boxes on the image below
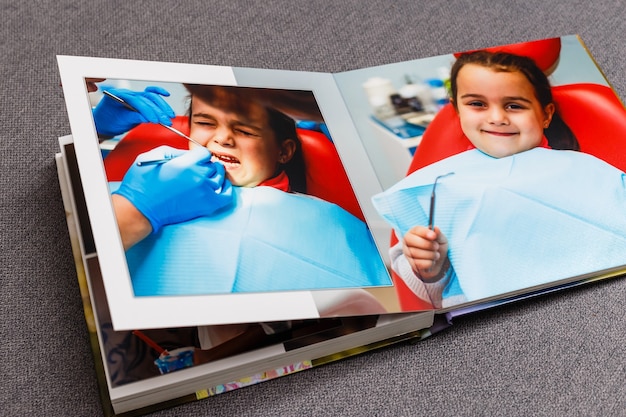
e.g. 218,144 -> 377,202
372,148 -> 626,302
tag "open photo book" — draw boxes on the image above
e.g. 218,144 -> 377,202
56,34 -> 626,415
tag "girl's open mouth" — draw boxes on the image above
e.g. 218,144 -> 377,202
212,152 -> 240,167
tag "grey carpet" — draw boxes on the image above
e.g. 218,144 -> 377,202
2,0 -> 626,415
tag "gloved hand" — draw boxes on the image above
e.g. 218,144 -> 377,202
92,86 -> 176,137
113,146 -> 233,234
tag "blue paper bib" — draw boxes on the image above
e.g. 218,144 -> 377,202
372,148 -> 626,302
120,186 -> 391,296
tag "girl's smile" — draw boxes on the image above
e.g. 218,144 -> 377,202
481,129 -> 518,137
454,63 -> 554,158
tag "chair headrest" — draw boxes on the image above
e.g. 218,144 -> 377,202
454,37 -> 562,74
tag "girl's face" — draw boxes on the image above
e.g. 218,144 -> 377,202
188,95 -> 294,187
454,64 -> 555,158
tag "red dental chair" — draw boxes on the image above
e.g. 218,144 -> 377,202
391,39 -> 626,311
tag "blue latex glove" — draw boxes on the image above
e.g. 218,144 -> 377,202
93,86 -> 176,137
113,146 -> 233,234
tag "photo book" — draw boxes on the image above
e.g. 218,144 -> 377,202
56,34 -> 626,415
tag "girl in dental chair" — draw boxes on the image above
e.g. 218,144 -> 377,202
373,50 -> 626,308
99,84 -> 391,296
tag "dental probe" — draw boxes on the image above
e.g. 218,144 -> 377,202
428,172 -> 455,230
102,89 -> 205,148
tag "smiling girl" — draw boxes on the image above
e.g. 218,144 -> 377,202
373,50 -> 626,308
451,51 -> 578,155
397,51 -> 581,290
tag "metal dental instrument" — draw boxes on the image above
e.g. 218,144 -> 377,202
428,172 -> 455,230
102,89 -> 206,149
426,171 -> 455,273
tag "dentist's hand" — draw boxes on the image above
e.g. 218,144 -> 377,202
113,146 -> 233,236
92,86 -> 176,137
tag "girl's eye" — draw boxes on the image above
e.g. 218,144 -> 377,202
194,120 -> 217,128
467,101 -> 485,108
235,128 -> 260,138
506,103 -> 526,110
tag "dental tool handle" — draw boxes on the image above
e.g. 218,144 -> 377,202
428,192 -> 436,230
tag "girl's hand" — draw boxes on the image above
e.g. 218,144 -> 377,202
402,225 -> 449,282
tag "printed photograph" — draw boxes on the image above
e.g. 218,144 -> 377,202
344,36 -> 626,309
87,80 -> 392,296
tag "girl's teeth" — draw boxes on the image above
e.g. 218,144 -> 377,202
215,154 -> 240,164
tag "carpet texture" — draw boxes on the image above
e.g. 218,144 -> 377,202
2,1 -> 626,415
